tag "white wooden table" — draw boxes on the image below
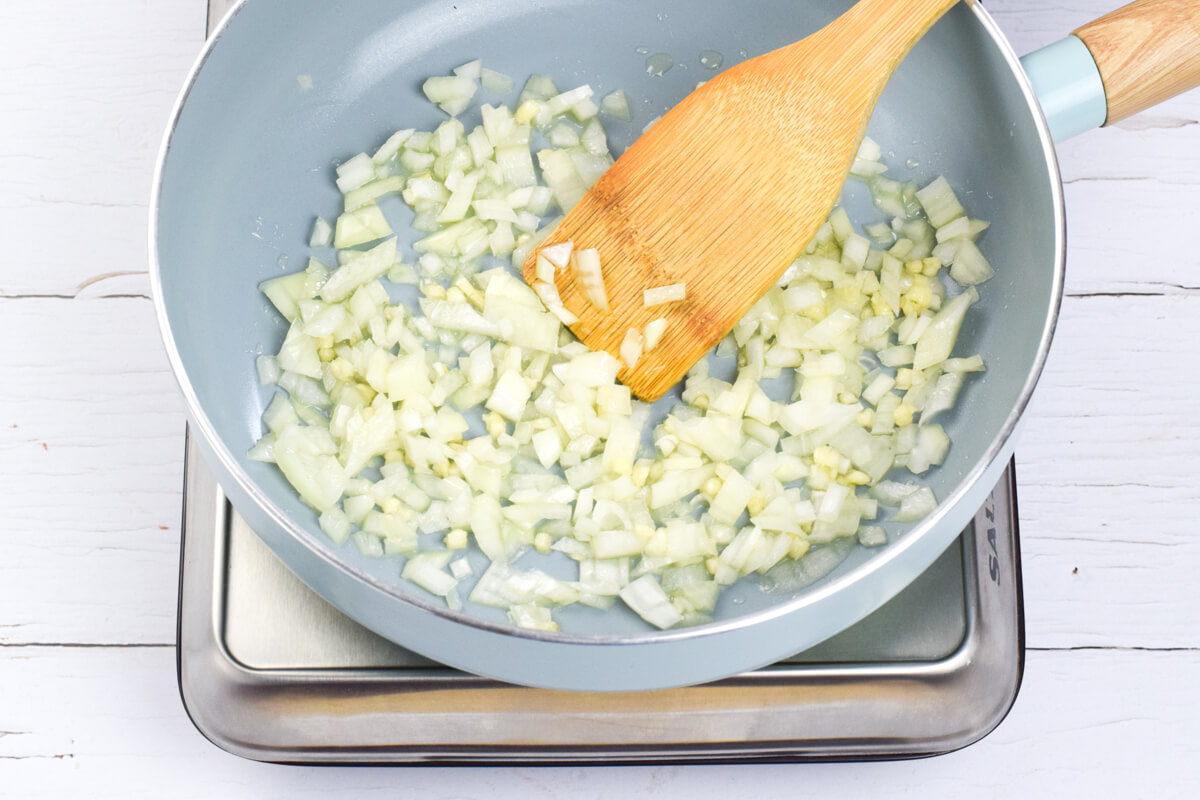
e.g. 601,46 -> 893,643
2,1 -> 1197,796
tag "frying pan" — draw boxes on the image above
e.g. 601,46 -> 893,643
152,0 -> 1198,691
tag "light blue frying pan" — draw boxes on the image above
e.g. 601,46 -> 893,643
152,0 -> 1198,691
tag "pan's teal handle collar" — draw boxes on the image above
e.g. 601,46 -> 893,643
1020,35 -> 1107,142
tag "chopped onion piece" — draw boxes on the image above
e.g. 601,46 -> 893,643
372,128 -> 414,164
858,525 -> 887,547
535,255 -> 556,284
480,67 -> 514,94
496,144 -> 538,188
545,85 -> 594,117
402,551 -> 458,597
470,563 -> 580,607
255,355 -> 281,386
857,136 -> 882,162
570,98 -> 600,122
344,175 -> 405,213
906,424 -> 950,474
710,470 -> 754,525
915,176 -> 965,228
850,157 -> 888,178
472,198 -> 519,223
913,291 -> 972,370
333,203 -> 392,248
949,238 -> 995,286
944,355 -> 985,373
572,248 -> 609,311
545,304 -> 579,326
436,172 -> 479,223
547,123 -> 580,147
894,486 -> 938,522
619,328 -> 644,369
508,604 -> 558,631
619,575 -> 682,629
531,280 -> 561,308
872,480 -> 919,506
540,241 -> 574,269
422,75 -> 478,117
643,283 -> 686,307
453,59 -> 482,80
335,153 -> 375,193
309,216 -> 333,247
600,89 -> 632,120
319,238 -> 396,302
643,318 -> 668,351
537,149 -> 588,210
273,426 -> 347,513
318,508 -> 351,544
580,119 -> 608,157
485,369 -> 532,421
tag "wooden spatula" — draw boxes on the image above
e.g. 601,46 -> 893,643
522,0 -> 961,401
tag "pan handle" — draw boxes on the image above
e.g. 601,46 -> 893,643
1018,0 -> 1200,142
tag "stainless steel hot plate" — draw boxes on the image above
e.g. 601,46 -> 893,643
177,434 -> 1024,764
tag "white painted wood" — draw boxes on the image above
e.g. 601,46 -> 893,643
1018,296 -> 1200,648
0,299 -> 186,645
0,0 -> 204,299
2,647 -> 1197,797
1,0 -> 1198,794
1062,179 -> 1200,295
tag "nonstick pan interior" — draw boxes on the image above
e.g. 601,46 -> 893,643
154,0 -> 1060,682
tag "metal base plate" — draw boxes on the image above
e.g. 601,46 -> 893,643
177,436 -> 1023,764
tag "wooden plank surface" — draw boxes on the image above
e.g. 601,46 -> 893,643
1,0 -> 1198,795
0,299 -> 185,646
0,0 -> 203,299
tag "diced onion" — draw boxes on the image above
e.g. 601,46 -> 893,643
619,328 -> 644,369
540,241 -> 573,269
453,59 -> 482,80
572,248 -> 609,311
643,283 -> 686,307
600,89 -> 632,120
335,153 -> 375,194
643,318 -> 668,351
915,176 -> 965,228
480,67 -> 514,95
619,575 -> 682,629
309,216 -> 333,247
422,75 -> 479,117
252,64 -> 993,635
402,551 -> 458,596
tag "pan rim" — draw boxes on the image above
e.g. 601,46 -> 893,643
149,0 -> 1065,648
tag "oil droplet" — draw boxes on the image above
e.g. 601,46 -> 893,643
905,157 -> 921,169
699,50 -> 724,70
645,53 -> 674,77
738,49 -> 748,59
636,46 -> 649,55
276,253 -> 290,270
731,596 -> 746,606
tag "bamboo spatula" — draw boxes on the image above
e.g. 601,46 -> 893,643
522,0 -> 961,401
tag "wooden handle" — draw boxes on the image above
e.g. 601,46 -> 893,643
1073,0 -> 1200,125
